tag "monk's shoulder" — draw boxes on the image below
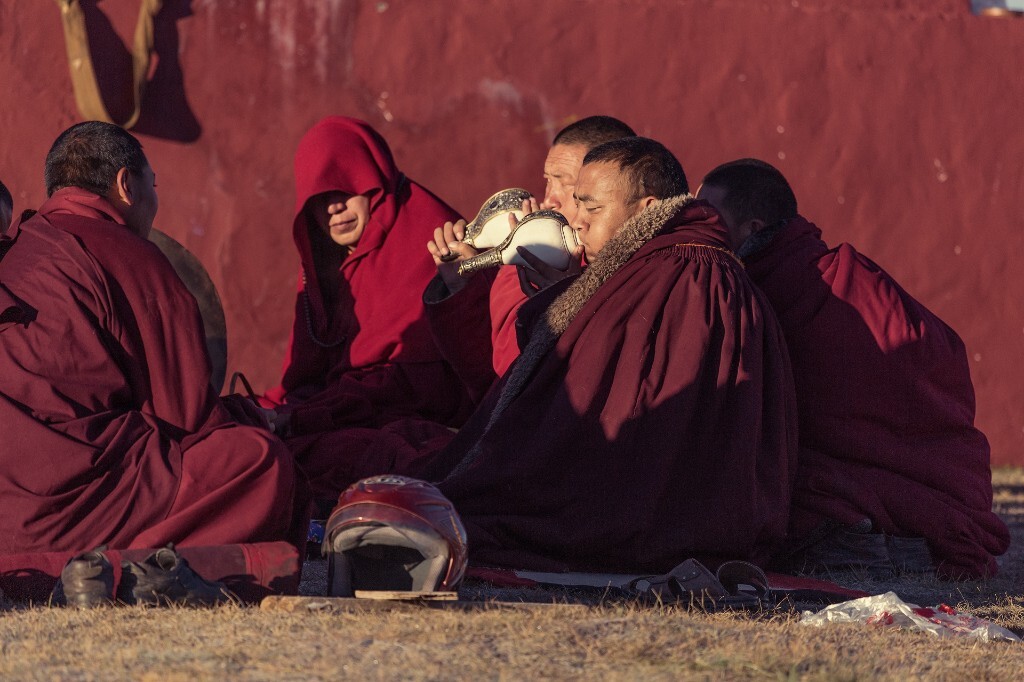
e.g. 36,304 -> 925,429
1,217 -> 109,295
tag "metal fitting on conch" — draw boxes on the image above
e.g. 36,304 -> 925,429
462,188 -> 532,249
457,249 -> 503,277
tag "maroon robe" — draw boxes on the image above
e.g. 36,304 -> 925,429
0,189 -> 304,555
489,266 -> 528,375
744,216 -> 1008,578
262,117 -> 473,505
424,257 -> 548,400
429,197 -> 799,573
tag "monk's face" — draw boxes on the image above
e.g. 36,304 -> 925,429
541,143 -> 588,224
309,191 -> 371,252
571,161 -> 646,262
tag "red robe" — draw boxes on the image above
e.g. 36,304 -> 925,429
744,216 -> 1009,578
263,117 -> 474,505
489,266 -> 528,375
0,189 -> 305,555
429,197 -> 799,573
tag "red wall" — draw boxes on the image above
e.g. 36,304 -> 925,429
2,1 -> 1023,463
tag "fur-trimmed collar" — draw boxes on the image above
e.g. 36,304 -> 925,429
544,193 -> 694,336
446,193 -> 694,478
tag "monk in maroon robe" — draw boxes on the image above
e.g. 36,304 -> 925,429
697,159 -> 1009,579
262,117 -> 474,511
425,116 -> 636,386
0,122 -> 304,555
424,139 -> 798,573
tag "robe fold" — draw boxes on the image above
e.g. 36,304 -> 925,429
262,116 -> 474,505
744,216 -> 1008,578
423,263 -> 526,402
430,196 -> 798,573
423,269 -> 499,404
0,189 -> 305,555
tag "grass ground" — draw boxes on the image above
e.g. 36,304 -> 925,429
2,469 -> 1022,680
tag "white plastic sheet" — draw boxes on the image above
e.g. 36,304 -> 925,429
800,591 -> 1020,643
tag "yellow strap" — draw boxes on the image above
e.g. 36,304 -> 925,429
54,0 -> 164,128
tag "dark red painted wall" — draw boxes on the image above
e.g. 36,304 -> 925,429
2,1 -> 1023,463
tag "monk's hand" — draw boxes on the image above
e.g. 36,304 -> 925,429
516,244 -> 583,298
521,196 -> 542,216
505,197 -> 541,237
427,220 -> 478,294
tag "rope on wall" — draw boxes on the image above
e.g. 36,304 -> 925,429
53,0 -> 164,128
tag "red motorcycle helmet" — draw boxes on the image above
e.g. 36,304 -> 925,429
322,475 -> 469,596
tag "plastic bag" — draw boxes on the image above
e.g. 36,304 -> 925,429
800,591 -> 1020,643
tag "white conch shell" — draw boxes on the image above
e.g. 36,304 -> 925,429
458,210 -> 579,276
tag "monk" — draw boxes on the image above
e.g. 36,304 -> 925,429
0,121 -> 305,555
423,138 -> 798,573
696,159 -> 1009,579
0,179 -> 11,234
262,116 -> 474,513
425,116 -> 636,389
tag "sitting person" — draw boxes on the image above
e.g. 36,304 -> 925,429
425,116 -> 636,390
422,138 -> 798,573
262,116 -> 475,513
0,121 -> 306,554
696,159 -> 1010,579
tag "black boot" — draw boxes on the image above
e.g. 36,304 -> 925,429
118,545 -> 233,606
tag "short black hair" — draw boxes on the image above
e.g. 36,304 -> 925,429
582,137 -> 689,203
0,179 -> 11,210
701,159 -> 797,227
44,121 -> 148,197
552,116 -> 636,152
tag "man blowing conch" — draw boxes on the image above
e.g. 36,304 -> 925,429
697,159 -> 1009,579
423,138 -> 799,573
425,116 -> 636,390
0,122 -> 306,555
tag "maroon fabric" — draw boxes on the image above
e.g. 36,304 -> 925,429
432,203 -> 798,574
489,266 -> 528,375
0,542 -> 300,604
424,269 -> 499,404
745,216 -> 1009,578
0,189 -> 305,555
422,264 -> 526,403
262,117 -> 473,503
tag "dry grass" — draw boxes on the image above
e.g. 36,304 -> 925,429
2,468 -> 1023,681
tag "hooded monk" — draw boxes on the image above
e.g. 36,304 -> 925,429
263,117 -> 476,512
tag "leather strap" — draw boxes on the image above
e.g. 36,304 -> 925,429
54,0 -> 164,128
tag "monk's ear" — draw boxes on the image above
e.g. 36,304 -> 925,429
111,168 -> 134,205
637,195 -> 660,210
